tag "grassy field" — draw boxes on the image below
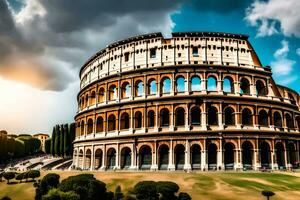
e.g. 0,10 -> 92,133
1,171 -> 300,200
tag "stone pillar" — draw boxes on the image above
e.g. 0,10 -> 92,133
169,104 -> 175,131
217,138 -> 224,170
217,79 -> 223,94
185,72 -> 190,94
168,140 -> 175,171
185,106 -> 190,131
130,108 -> 133,133
218,108 -> 224,130
171,73 -> 175,96
235,138 -> 242,170
184,140 -> 192,171
82,147 -> 86,170
201,150 -> 207,171
202,101 -> 208,130
115,143 -> 120,170
267,78 -> 274,99
100,145 -> 106,170
250,76 -> 256,96
235,104 -> 242,129
202,78 -> 207,94
90,145 -> 95,170
154,105 -> 159,132
151,141 -> 158,171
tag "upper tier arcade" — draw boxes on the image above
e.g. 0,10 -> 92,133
79,32 -> 264,89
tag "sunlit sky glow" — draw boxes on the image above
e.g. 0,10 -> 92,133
0,0 -> 299,135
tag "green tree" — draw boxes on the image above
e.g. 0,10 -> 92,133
178,192 -> 191,200
45,139 -> 51,154
60,125 -> 64,157
63,124 -> 69,157
28,170 -> 41,181
1,196 -> 12,200
133,181 -> 158,200
113,185 -> 124,200
42,188 -> 80,200
262,190 -> 275,200
15,172 -> 25,183
156,181 -> 179,200
3,172 -> 15,184
54,125 -> 60,156
0,171 -> 3,182
35,173 -> 60,200
59,174 -> 109,200
69,123 -> 76,156
14,139 -> 25,157
50,127 -> 56,156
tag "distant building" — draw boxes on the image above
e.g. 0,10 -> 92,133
33,133 -> 50,152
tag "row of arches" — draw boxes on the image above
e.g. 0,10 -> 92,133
74,141 -> 298,170
78,107 -> 300,135
79,76 -> 271,109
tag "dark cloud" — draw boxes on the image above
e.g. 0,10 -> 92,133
188,0 -> 252,13
0,0 -> 183,91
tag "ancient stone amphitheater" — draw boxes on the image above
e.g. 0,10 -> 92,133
73,32 -> 300,171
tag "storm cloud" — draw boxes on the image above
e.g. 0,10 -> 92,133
1,0 -> 182,91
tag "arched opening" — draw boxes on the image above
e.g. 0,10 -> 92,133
96,117 -> 103,133
175,107 -> 185,126
274,112 -> 282,127
94,149 -> 103,170
242,108 -> 253,126
260,142 -> 271,169
208,143 -> 217,170
148,79 -> 157,95
223,77 -> 234,93
258,110 -> 269,127
85,149 -> 91,170
135,81 -> 144,97
135,111 -> 143,129
176,77 -> 185,93
109,85 -> 117,100
191,76 -> 201,91
175,144 -> 185,170
158,145 -> 169,170
91,91 -> 96,105
148,110 -> 155,128
87,119 -> 93,134
208,106 -> 218,125
224,143 -> 235,170
289,93 -> 296,105
78,150 -> 83,168
240,78 -> 250,95
139,145 -> 152,170
242,141 -> 253,170
256,80 -> 267,96
121,147 -> 131,169
207,76 -> 217,91
161,78 -> 171,94
296,116 -> 300,130
160,108 -> 170,127
285,113 -> 294,129
120,112 -> 130,130
121,82 -> 131,99
108,114 -> 116,131
107,148 -> 116,169
98,88 -> 105,103
288,143 -> 296,168
191,107 -> 201,125
80,121 -> 85,136
224,107 -> 235,125
275,143 -> 285,169
191,144 -> 201,170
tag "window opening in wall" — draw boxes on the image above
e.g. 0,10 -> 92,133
150,48 -> 156,58
192,47 -> 198,56
124,52 -> 129,62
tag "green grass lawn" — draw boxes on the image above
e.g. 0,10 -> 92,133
1,171 -> 300,200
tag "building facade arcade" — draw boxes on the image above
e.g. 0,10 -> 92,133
73,32 -> 300,171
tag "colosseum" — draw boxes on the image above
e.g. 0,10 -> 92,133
73,32 -> 300,171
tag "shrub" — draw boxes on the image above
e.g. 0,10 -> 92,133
0,172 -> 3,182
133,181 -> 158,200
262,190 -> 275,200
59,174 -> 109,200
42,188 -> 80,200
113,185 -> 124,200
35,173 -> 60,200
1,196 -> 12,200
156,181 -> 179,200
178,192 -> 192,200
28,170 -> 41,181
3,172 -> 15,184
15,172 -> 25,183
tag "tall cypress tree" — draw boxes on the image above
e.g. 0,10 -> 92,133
63,124 -> 69,157
54,125 -> 60,156
50,126 -> 56,156
69,123 -> 76,156
60,124 -> 64,157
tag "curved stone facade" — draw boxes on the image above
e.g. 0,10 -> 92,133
73,32 -> 300,171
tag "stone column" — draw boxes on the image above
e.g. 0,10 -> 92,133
169,104 -> 175,131
171,73 -> 175,96
90,145 -> 95,170
130,108 -> 133,133
250,76 -> 256,97
184,140 -> 192,171
168,140 -> 175,171
82,147 -> 86,170
217,79 -> 223,94
202,101 -> 208,130
185,72 -> 190,94
100,145 -> 106,170
115,143 -> 120,170
155,105 -> 159,132
202,78 -> 207,94
217,138 -> 224,170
